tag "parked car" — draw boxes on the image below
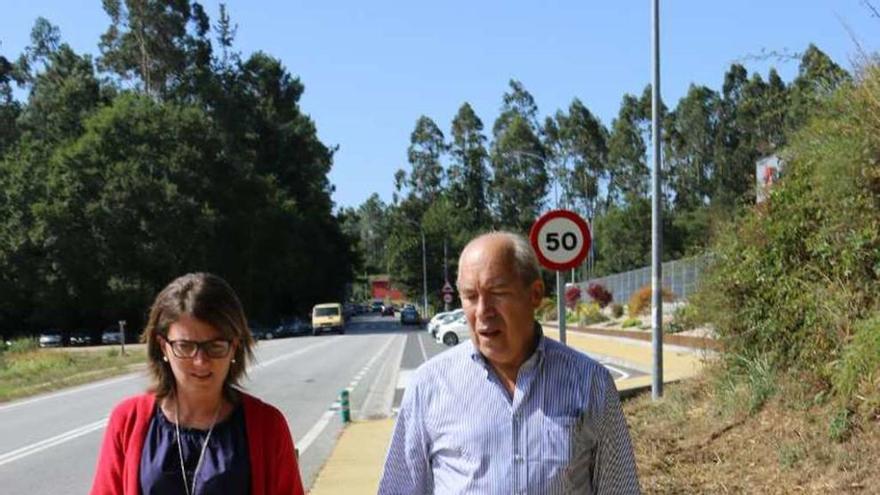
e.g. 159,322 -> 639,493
39,330 -> 64,348
274,317 -> 311,338
69,330 -> 95,346
248,321 -> 275,340
381,305 -> 395,316
371,301 -> 383,313
101,327 -> 122,345
312,302 -> 345,335
400,307 -> 421,326
428,309 -> 464,337
436,313 -> 469,346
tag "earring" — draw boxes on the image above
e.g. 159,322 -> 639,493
231,358 -> 236,364
163,356 -> 169,362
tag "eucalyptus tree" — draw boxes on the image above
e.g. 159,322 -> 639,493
407,115 -> 447,205
448,102 -> 490,232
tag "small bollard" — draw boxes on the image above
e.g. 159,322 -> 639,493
340,389 -> 351,423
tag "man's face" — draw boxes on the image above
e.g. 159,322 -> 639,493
457,237 -> 543,372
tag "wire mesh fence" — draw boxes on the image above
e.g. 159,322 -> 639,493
574,255 -> 710,306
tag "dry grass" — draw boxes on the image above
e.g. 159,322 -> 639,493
626,371 -> 880,493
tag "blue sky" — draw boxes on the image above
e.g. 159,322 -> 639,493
2,1 -> 877,210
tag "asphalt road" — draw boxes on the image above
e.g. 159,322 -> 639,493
0,314 -> 643,494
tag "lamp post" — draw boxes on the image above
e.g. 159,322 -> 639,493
421,228 -> 428,318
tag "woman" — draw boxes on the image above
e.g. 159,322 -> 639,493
90,273 -> 304,495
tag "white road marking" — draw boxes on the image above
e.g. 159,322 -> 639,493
0,341 -> 342,467
0,418 -> 108,467
297,335 -> 397,456
416,333 -> 429,363
601,363 -> 631,381
0,374 -> 141,414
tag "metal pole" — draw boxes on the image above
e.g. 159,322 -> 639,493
444,240 -> 449,312
556,272 -> 566,345
422,229 -> 428,318
651,0 -> 664,399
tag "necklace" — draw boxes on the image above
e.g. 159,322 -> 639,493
174,395 -> 223,495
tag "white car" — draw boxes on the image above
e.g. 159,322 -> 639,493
428,309 -> 463,337
435,313 -> 469,346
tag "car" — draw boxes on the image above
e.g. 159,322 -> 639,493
371,301 -> 383,313
400,307 -> 421,325
38,330 -> 64,348
435,313 -> 469,346
381,305 -> 395,316
101,326 -> 123,345
248,321 -> 275,340
69,330 -> 95,346
274,317 -> 311,338
428,309 -> 464,337
312,303 -> 345,335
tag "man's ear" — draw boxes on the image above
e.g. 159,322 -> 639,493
529,279 -> 544,308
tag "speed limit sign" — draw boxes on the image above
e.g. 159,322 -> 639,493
529,209 -> 592,271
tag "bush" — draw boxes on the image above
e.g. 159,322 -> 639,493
832,314 -> 880,413
8,337 -> 38,354
667,304 -> 699,334
564,285 -> 581,310
537,298 -> 557,321
628,284 -> 675,317
622,318 -> 641,328
573,302 -> 607,326
610,303 -> 624,319
586,283 -> 613,308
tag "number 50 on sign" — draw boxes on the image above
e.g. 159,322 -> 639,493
529,210 -> 592,272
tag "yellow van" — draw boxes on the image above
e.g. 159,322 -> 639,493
311,302 -> 344,335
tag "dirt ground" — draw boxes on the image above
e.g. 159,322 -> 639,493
624,373 -> 879,494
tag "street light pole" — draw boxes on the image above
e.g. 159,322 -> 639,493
651,0 -> 664,400
421,229 -> 428,318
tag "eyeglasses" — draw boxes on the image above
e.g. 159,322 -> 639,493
160,336 -> 233,359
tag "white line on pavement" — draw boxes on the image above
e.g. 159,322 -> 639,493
251,337 -> 342,371
602,363 -> 631,381
396,369 -> 412,390
297,335 -> 397,456
0,374 -> 141,414
417,333 -> 429,363
0,418 -> 108,467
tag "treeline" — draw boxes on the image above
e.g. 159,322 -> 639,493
342,45 -> 849,307
0,3 -> 356,335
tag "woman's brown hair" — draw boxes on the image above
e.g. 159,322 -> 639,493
142,272 -> 255,401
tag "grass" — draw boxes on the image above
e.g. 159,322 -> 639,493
0,340 -> 145,402
625,368 -> 880,493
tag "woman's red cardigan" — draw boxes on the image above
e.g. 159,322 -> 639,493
89,392 -> 305,495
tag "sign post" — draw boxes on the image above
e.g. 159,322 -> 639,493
529,210 -> 591,346
118,320 -> 127,356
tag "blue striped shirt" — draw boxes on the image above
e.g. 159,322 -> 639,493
379,326 -> 640,494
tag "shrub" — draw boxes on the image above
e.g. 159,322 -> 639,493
8,337 -> 38,354
831,314 -> 880,413
667,304 -> 699,334
627,284 -> 675,317
573,302 -> 607,326
622,318 -> 641,328
586,283 -> 613,308
564,285 -> 581,310
610,303 -> 624,319
537,298 -> 557,321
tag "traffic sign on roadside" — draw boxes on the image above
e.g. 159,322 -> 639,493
529,209 -> 592,271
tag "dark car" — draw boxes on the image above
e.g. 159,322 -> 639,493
274,317 -> 311,338
381,305 -> 395,316
371,301 -> 383,313
39,330 -> 65,348
400,307 -> 421,326
101,326 -> 123,345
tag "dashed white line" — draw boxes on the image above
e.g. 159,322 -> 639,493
0,418 -> 108,467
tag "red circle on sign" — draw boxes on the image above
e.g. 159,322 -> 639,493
529,209 -> 592,271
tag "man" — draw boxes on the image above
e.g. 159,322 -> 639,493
379,231 -> 640,494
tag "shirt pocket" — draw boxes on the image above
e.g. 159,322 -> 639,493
542,415 -> 577,464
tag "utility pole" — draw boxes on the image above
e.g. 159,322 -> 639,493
651,0 -> 664,400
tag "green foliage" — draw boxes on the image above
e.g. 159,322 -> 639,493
7,337 -> 37,354
622,318 -> 641,329
537,297 -> 557,322
713,354 -> 777,416
831,314 -> 880,413
827,408 -> 853,443
667,303 -> 700,334
692,64 -> 880,389
610,303 -> 624,319
572,302 -> 607,326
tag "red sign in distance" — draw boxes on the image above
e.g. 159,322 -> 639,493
529,210 -> 592,271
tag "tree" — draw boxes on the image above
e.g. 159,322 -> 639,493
787,44 -> 850,131
665,84 -> 719,210
406,115 -> 446,204
490,80 -> 548,232
606,94 -> 649,207
448,102 -> 490,232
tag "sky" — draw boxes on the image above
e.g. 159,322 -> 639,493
2,1 -> 878,211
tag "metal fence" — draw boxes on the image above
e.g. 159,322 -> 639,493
575,255 -> 710,306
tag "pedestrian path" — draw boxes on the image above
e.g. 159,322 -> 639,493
308,323 -> 712,494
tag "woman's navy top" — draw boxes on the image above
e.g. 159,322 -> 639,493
139,402 -> 250,495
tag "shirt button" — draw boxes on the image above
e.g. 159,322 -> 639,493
514,453 -> 523,463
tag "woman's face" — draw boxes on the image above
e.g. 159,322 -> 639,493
161,314 -> 237,398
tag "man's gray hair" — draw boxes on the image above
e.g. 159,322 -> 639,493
464,231 -> 542,287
